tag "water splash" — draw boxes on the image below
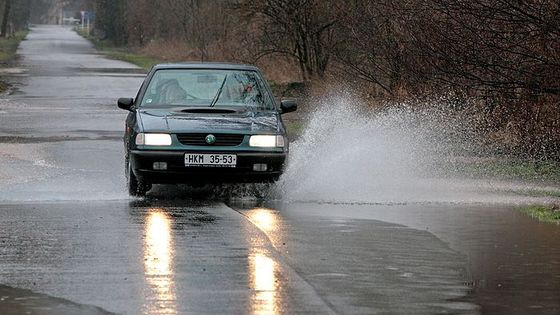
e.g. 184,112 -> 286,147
277,94 -> 560,204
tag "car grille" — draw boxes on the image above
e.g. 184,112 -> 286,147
177,133 -> 245,146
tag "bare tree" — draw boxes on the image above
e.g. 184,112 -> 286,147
237,0 -> 339,80
334,1 -> 421,95
419,0 -> 560,97
414,0 -> 560,159
126,0 -> 156,46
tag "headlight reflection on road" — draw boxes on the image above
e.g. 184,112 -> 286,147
250,253 -> 278,315
247,207 -> 281,314
247,208 -> 278,234
144,209 -> 177,314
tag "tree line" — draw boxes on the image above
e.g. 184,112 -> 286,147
0,0 -> 36,37
92,0 -> 559,160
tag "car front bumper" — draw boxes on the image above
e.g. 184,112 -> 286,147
130,150 -> 286,184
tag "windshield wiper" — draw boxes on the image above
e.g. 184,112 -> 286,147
210,75 -> 227,107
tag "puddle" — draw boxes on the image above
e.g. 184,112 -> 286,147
259,201 -> 560,314
0,285 -> 112,314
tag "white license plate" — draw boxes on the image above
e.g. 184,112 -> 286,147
185,153 -> 237,167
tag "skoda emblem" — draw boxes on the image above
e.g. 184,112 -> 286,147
205,134 -> 216,145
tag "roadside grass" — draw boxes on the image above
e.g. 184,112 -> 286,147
0,80 -> 8,93
284,120 -> 305,140
0,31 -> 28,64
450,159 -> 560,182
103,50 -> 161,70
74,28 -> 162,70
515,189 -> 560,198
520,205 -> 560,224
0,31 -> 28,93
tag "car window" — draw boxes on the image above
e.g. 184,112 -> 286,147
140,69 -> 275,110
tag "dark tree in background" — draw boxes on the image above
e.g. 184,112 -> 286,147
417,0 -> 560,159
421,0 -> 560,97
159,0 -> 232,62
0,0 -> 32,37
29,0 -> 52,24
334,1 -> 421,95
94,0 -> 127,45
1,0 -> 12,37
9,0 -> 33,31
125,0 -> 154,47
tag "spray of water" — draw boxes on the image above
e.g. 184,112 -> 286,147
277,93 -> 560,204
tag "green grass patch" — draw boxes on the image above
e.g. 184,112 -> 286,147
516,189 -> 560,198
74,27 -> 108,49
0,31 -> 28,93
285,120 -> 305,139
451,160 -> 560,181
104,50 -> 161,70
0,80 -> 8,92
74,27 -> 162,70
0,31 -> 28,64
520,205 -> 560,224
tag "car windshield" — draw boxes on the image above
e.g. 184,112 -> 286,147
139,69 -> 275,110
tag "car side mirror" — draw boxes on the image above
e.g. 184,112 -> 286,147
280,99 -> 297,114
117,98 -> 134,111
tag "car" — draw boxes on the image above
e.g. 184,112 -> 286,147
117,63 -> 297,196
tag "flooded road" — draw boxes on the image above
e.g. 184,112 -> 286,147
0,25 -> 559,314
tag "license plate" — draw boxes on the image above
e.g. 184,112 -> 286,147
184,153 -> 237,167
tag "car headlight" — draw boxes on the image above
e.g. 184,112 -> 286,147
249,135 -> 285,148
135,133 -> 172,146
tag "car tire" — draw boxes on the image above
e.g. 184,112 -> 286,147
127,162 -> 151,196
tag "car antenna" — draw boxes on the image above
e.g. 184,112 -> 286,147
210,75 -> 228,107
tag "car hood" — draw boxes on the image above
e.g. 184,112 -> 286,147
138,107 -> 281,134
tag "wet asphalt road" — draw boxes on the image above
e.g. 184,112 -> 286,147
0,25 -> 560,314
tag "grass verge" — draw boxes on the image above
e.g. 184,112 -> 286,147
0,31 -> 28,64
284,120 -> 305,140
515,189 -> 560,198
0,31 -> 29,93
448,159 -> 560,182
520,205 -> 560,224
103,50 -> 161,70
75,28 -> 162,70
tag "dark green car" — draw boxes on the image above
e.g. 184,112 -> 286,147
117,63 -> 297,196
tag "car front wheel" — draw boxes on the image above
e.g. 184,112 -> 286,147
127,162 -> 151,196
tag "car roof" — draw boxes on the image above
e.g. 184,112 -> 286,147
152,62 -> 260,72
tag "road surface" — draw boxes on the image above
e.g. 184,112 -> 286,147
0,25 -> 559,314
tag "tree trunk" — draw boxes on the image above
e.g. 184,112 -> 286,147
1,0 -> 12,38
